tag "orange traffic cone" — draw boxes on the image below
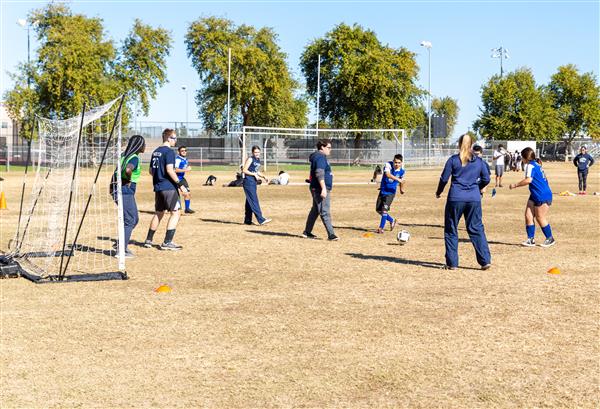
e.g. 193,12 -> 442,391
0,191 -> 7,210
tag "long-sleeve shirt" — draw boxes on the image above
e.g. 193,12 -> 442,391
436,154 -> 490,202
573,153 -> 594,171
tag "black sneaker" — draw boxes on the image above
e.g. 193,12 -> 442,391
521,237 -> 535,247
328,234 -> 339,241
143,240 -> 153,248
184,209 -> 196,214
540,237 -> 556,248
302,231 -> 317,239
160,242 -> 182,251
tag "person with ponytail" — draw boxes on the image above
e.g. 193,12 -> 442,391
118,134 -> 146,258
436,134 -> 492,270
509,147 -> 555,247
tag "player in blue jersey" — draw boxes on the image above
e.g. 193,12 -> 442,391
375,154 -> 406,234
175,146 -> 195,214
144,128 -> 187,250
242,146 -> 271,225
509,147 -> 555,248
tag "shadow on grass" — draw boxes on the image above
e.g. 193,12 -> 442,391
426,236 -> 521,247
334,225 -> 372,233
200,218 -> 246,226
246,229 -> 306,239
345,252 -> 482,271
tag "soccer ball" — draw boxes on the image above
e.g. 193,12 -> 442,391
396,230 -> 410,245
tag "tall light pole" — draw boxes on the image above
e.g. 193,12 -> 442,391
316,54 -> 321,132
17,19 -> 33,88
420,40 -> 432,162
491,46 -> 510,77
181,85 -> 189,134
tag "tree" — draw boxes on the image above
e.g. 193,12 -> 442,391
432,96 -> 459,138
548,64 -> 600,158
4,3 -> 172,137
473,68 -> 563,142
185,17 -> 307,131
300,23 -> 424,137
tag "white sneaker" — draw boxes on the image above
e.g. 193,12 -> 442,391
259,218 -> 272,225
540,237 -> 556,248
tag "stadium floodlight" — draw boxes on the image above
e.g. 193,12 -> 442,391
17,18 -> 27,27
420,40 -> 432,163
181,85 -> 189,131
491,46 -> 510,77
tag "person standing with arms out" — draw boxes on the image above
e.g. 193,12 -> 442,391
175,146 -> 195,214
115,135 -> 145,258
510,147 -> 555,247
375,154 -> 406,234
242,146 -> 271,225
144,128 -> 186,250
493,144 -> 506,187
436,133 -> 492,270
573,145 -> 595,195
303,140 -> 338,241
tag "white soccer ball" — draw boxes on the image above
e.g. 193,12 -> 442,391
396,230 -> 410,245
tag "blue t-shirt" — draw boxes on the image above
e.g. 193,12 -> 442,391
437,154 -> 490,202
524,162 -> 552,203
175,155 -> 188,181
573,153 -> 594,171
243,157 -> 261,185
309,151 -> 333,191
151,146 -> 177,192
380,161 -> 405,196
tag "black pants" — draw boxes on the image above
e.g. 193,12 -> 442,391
578,170 -> 588,191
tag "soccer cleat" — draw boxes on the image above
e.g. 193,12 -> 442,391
143,240 -> 153,248
301,231 -> 317,239
184,208 -> 196,214
540,237 -> 556,248
521,237 -> 536,247
442,265 -> 458,270
376,228 -> 384,234
389,218 -> 397,231
259,218 -> 272,225
481,263 -> 492,270
328,234 -> 340,241
160,242 -> 182,251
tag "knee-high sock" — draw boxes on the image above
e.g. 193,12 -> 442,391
526,224 -> 535,239
379,214 -> 387,229
541,224 -> 552,239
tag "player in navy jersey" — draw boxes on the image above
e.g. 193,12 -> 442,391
573,145 -> 595,195
375,154 -> 405,234
510,147 -> 555,247
242,146 -> 271,225
143,128 -> 187,250
175,146 -> 194,213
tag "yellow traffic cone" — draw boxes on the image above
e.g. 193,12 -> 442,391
0,191 -> 7,210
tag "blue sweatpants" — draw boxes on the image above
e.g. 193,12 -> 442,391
444,201 -> 491,268
243,181 -> 265,224
122,184 -> 139,250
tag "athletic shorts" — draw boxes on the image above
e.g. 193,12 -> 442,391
495,165 -> 504,177
179,177 -> 190,191
529,196 -> 552,207
154,189 -> 181,212
376,193 -> 395,213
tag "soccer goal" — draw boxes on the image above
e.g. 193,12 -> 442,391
1,97 -> 128,283
239,126 -> 406,170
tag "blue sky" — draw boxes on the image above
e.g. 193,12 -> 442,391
1,0 -> 598,139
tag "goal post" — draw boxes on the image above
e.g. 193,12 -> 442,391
1,97 -> 128,283
240,126 -> 406,170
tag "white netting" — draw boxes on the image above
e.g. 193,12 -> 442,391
14,98 -> 124,278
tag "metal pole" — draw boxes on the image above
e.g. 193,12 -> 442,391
185,89 -> 189,132
200,147 -> 203,173
316,54 -> 321,132
27,25 -> 31,88
427,47 -> 431,165
500,47 -> 504,77
227,47 -> 231,134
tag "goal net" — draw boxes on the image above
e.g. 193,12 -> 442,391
240,126 -> 406,169
7,97 -> 127,283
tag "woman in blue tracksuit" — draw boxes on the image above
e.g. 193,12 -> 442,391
510,147 -> 555,247
573,145 -> 595,195
242,146 -> 271,225
436,133 -> 491,270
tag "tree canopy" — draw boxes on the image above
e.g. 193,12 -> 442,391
473,68 -> 563,141
548,64 -> 600,142
300,23 -> 424,131
4,3 -> 172,136
185,16 -> 307,131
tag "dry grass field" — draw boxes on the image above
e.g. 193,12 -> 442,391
1,162 -> 599,408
